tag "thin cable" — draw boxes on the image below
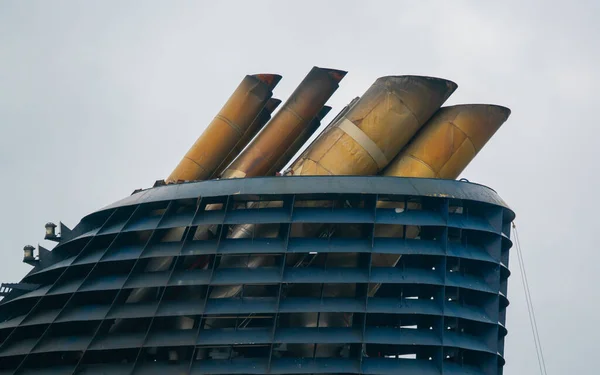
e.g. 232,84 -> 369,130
513,224 -> 544,374
513,222 -> 548,374
515,224 -> 546,374
515,224 -> 548,375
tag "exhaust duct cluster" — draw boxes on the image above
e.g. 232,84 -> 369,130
158,67 -> 511,357
167,67 -> 509,184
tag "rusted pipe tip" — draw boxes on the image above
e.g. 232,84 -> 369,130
376,75 -> 459,108
253,74 -> 283,89
378,75 -> 458,93
318,106 -> 332,120
448,104 -> 512,121
420,76 -> 458,94
318,67 -> 348,83
483,104 -> 512,124
265,98 -> 282,113
492,105 -> 512,120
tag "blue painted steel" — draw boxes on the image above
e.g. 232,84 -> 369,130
0,176 -> 513,375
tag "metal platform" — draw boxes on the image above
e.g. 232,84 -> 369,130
0,176 -> 514,375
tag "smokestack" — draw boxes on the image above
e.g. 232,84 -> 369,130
220,66 -> 346,179
290,76 -> 458,176
210,98 -> 282,178
264,105 -> 331,176
383,104 -> 511,178
166,73 -> 281,183
283,97 -> 360,171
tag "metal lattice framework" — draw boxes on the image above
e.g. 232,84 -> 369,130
0,176 -> 514,375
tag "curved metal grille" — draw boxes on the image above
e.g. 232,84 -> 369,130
0,177 -> 513,375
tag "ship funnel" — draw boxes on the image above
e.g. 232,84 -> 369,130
265,105 -> 332,176
383,104 -> 511,178
221,66 -> 346,179
210,97 -> 282,178
165,73 -> 281,183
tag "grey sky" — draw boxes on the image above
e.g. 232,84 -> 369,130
1,1 -> 598,373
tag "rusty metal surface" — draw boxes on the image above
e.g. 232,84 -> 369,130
290,76 -> 457,176
383,104 -> 511,179
166,74 -> 281,183
283,97 -> 360,174
221,67 -> 346,179
210,98 -> 282,179
263,105 -> 331,176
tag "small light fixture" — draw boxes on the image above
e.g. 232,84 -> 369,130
23,245 -> 36,262
45,222 -> 58,240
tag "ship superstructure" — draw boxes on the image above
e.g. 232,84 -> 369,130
0,67 -> 513,375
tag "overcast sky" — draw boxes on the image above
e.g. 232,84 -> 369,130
1,1 -> 598,373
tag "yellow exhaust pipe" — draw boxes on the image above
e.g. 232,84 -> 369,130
165,73 -> 281,183
221,67 -> 346,179
283,97 -> 360,171
210,98 -> 282,179
383,104 -> 511,178
264,105 -> 331,176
